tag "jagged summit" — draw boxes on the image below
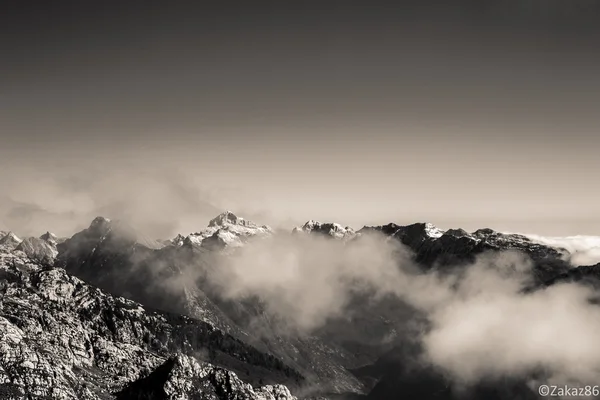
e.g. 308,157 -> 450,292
206,210 -> 271,230
85,216 -> 128,239
422,222 -> 445,238
444,228 -> 470,238
208,210 -> 256,228
357,221 -> 570,271
293,220 -> 357,240
15,236 -> 58,262
1,231 -> 21,241
0,231 -> 22,248
472,228 -> 496,238
90,215 -> 111,226
87,216 -> 114,237
358,221 -> 446,240
61,216 -> 165,253
174,211 -> 273,249
40,231 -> 58,242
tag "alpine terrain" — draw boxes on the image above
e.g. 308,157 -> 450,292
0,212 -> 598,399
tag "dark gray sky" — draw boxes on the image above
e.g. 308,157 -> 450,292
1,1 -> 600,237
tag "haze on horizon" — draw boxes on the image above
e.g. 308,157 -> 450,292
1,1 -> 599,238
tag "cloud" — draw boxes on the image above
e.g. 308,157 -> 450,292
207,232 -> 411,332
0,164 -> 222,239
418,255 -> 600,388
194,233 -> 600,391
522,233 -> 600,267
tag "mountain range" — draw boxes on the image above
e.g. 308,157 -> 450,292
1,211 -> 598,399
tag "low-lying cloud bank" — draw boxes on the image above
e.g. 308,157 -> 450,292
523,233 -> 600,267
200,232 -> 600,390
210,232 -> 413,332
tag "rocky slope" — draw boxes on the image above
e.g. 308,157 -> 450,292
4,214 -> 590,399
354,222 -> 572,282
541,261 -> 600,288
55,215 -> 366,396
0,246 -> 301,399
283,219 -> 579,394
292,221 -> 357,240
0,232 -> 22,251
116,354 -> 297,400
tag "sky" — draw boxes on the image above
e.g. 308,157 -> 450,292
1,0 -> 600,238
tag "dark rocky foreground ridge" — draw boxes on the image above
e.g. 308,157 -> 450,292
0,242 -> 301,399
1,213 -> 599,399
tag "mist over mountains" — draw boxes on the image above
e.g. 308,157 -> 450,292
2,211 -> 600,399
3,0 -> 600,398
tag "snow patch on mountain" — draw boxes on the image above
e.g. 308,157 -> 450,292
174,211 -> 273,249
423,222 -> 445,238
292,220 -> 357,240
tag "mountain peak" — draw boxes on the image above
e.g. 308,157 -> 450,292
208,211 -> 262,229
40,231 -> 58,242
293,220 -> 356,239
173,211 -> 272,249
402,222 -> 445,239
423,222 -> 444,238
443,228 -> 471,238
0,231 -> 22,245
16,236 -> 59,263
90,216 -> 112,229
472,228 -> 496,237
209,211 -> 240,226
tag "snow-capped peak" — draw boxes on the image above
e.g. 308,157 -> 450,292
174,211 -> 273,249
293,220 -> 357,240
207,210 -> 268,230
208,211 -> 244,227
423,222 -> 444,238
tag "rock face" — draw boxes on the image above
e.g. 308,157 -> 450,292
177,211 -> 273,250
541,262 -> 600,288
15,236 -> 58,263
116,354 -> 297,400
55,214 -> 365,396
357,222 -> 570,282
292,221 -> 357,240
0,232 -> 22,251
4,213 -> 588,400
0,248 -> 302,400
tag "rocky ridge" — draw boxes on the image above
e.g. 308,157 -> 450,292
1,213 -> 594,400
292,221 -> 357,240
116,354 -> 296,400
174,211 -> 273,250
0,246 -> 301,399
54,216 -> 366,396
0,232 -> 22,251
